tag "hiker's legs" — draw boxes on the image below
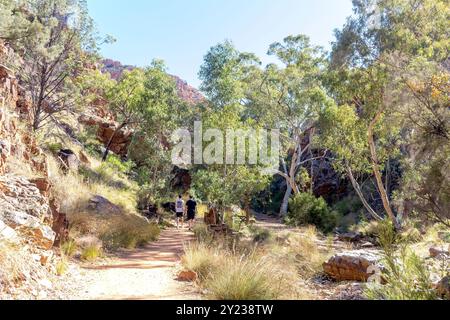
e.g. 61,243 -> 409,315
176,214 -> 182,228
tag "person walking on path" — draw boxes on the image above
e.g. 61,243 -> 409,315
185,195 -> 197,231
175,195 -> 185,229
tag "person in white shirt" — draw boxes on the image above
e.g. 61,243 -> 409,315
175,195 -> 185,229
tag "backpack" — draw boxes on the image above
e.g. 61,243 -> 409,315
176,199 -> 183,210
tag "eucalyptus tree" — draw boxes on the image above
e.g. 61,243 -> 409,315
253,35 -> 332,215
5,0 -> 106,131
325,0 -> 449,227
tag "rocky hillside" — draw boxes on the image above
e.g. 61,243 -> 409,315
102,59 -> 205,105
0,41 -> 73,298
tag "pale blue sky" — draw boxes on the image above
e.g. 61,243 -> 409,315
87,0 -> 354,88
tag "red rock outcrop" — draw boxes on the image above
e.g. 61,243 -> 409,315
78,112 -> 133,156
101,58 -> 205,105
171,75 -> 205,105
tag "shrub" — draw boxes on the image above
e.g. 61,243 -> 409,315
105,154 -> 133,174
400,227 -> 423,243
286,193 -> 339,233
365,246 -> 438,300
0,242 -> 27,288
333,196 -> 363,216
365,220 -> 437,300
352,220 -> 381,238
81,245 -> 102,262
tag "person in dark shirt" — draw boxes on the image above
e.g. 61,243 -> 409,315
185,195 -> 197,230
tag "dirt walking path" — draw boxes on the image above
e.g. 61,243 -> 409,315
73,227 -> 201,300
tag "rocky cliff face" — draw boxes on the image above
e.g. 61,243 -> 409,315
0,41 -> 68,250
170,75 -> 205,105
101,59 -> 205,105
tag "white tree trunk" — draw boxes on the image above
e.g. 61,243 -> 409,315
280,183 -> 292,216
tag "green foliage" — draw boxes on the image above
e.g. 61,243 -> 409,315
319,104 -> 371,174
0,0 -> 42,44
46,142 -> 64,155
328,0 -> 450,227
333,196 -> 364,216
365,221 -> 437,300
286,193 -> 339,233
3,0 -> 106,130
199,40 -> 260,108
365,247 -> 438,300
104,154 -> 133,174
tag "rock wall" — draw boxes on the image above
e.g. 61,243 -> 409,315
0,40 -> 68,249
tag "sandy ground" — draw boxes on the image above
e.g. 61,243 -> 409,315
72,227 -> 201,300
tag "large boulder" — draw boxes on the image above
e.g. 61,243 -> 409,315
323,250 -> 383,282
88,195 -> 122,215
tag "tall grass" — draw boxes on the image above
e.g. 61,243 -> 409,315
182,236 -> 306,300
61,239 -> 77,258
0,242 -> 27,290
56,256 -> 69,276
100,216 -> 160,251
47,153 -> 138,215
182,242 -> 224,281
81,245 -> 102,262
205,256 -> 286,300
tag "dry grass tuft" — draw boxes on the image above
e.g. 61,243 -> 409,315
80,244 -> 102,262
182,231 -> 313,300
100,215 -> 160,251
0,242 -> 28,291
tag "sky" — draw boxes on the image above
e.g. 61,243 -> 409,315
87,0 -> 354,88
